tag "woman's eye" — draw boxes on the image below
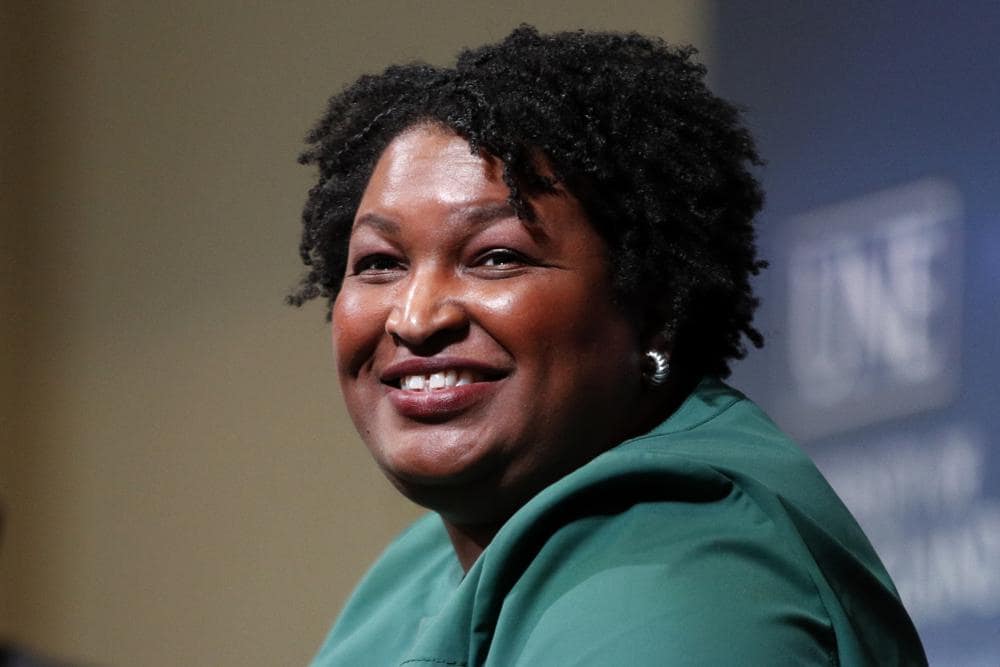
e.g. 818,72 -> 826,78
477,249 -> 527,268
353,254 -> 403,274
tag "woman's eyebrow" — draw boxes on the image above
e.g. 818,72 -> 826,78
352,212 -> 399,234
454,201 -> 518,227
457,200 -> 551,244
351,201 -> 538,244
353,203 -> 513,234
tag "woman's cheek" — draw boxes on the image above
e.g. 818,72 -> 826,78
332,286 -> 388,377
471,285 -> 520,318
475,271 -> 569,314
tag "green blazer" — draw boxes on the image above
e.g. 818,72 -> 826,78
311,379 -> 926,666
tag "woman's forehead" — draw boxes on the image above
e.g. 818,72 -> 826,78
364,125 -> 507,209
351,126 -> 598,254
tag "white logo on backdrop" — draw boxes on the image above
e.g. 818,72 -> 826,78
775,179 -> 962,440
816,426 -> 1000,626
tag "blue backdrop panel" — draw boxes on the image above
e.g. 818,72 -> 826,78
714,3 -> 1000,664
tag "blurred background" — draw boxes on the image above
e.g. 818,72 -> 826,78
716,4 -> 999,665
1,1 -> 996,665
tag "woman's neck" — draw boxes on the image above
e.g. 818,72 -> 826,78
443,519 -> 503,572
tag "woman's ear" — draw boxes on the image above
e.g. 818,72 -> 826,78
637,302 -> 674,353
632,288 -> 674,349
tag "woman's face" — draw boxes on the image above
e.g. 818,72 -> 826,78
332,124 -> 649,524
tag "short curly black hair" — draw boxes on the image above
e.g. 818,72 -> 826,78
291,25 -> 765,378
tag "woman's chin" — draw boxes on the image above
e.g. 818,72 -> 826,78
376,439 -> 496,488
376,446 -> 515,520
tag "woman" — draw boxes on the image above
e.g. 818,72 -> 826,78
291,26 -> 926,666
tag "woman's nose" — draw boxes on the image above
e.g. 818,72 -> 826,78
384,269 -> 467,347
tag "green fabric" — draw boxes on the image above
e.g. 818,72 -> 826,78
311,379 -> 926,666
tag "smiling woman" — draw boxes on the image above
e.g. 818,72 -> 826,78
335,126 -> 658,564
291,26 -> 927,666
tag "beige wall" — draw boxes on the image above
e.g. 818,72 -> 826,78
0,2 -> 710,665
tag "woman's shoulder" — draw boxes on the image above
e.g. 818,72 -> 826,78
617,377 -> 871,548
476,378 -> 926,665
309,513 -> 459,666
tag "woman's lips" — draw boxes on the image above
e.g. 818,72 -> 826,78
380,357 -> 507,421
386,379 -> 501,421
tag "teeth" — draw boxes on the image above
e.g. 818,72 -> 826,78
428,372 -> 445,390
399,370 -> 480,391
402,375 -> 425,391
